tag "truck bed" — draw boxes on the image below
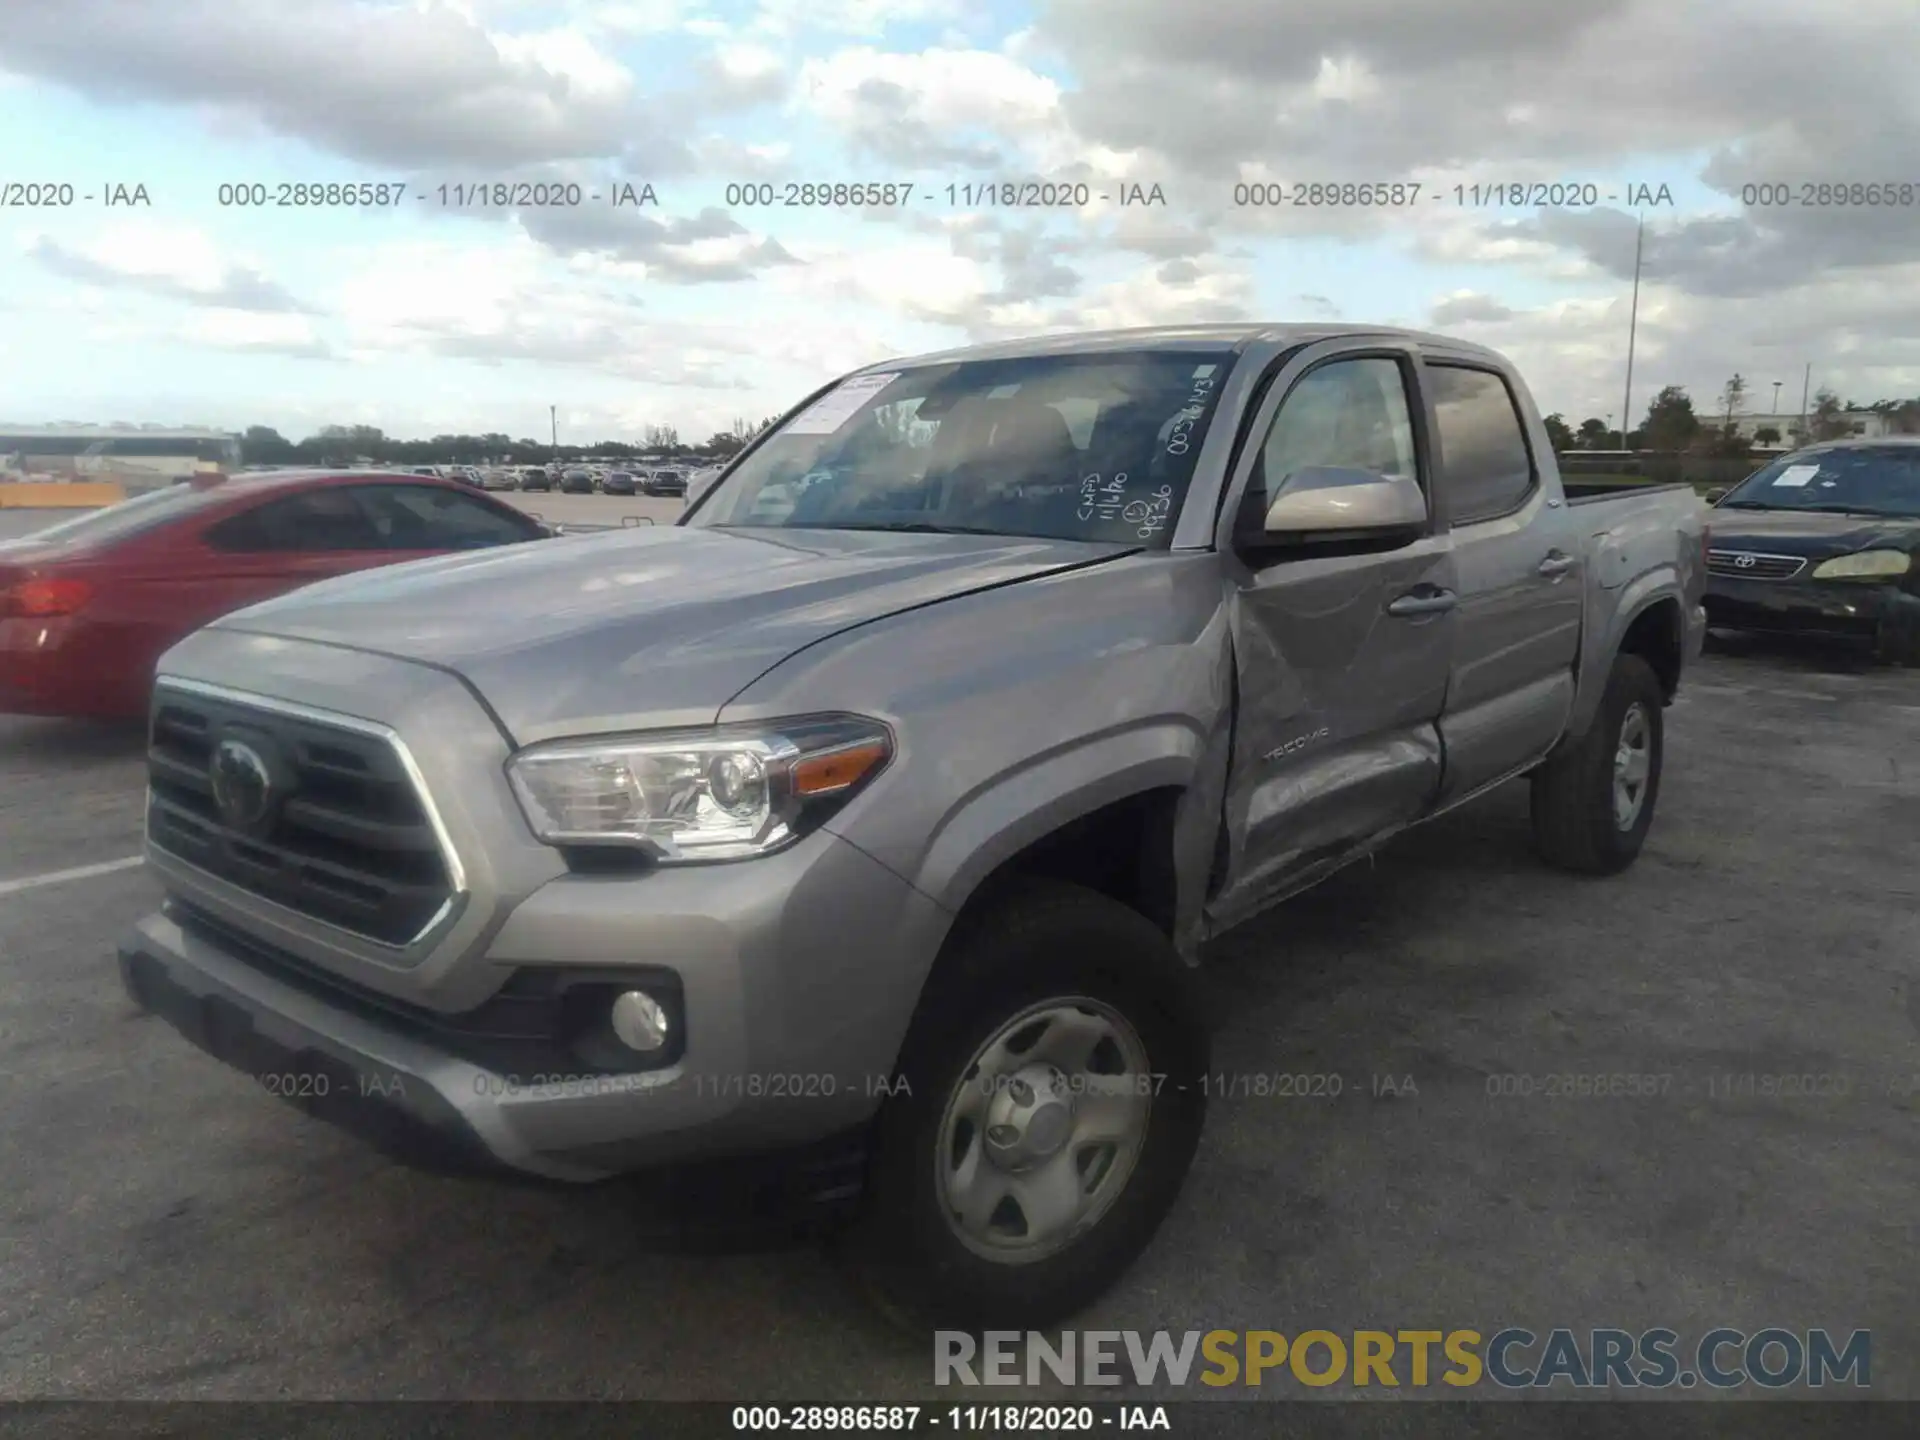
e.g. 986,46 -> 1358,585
1562,477 -> 1696,505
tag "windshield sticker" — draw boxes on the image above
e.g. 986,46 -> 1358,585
784,372 -> 901,434
1166,371 -> 1218,456
986,383 -> 1023,398
1772,464 -> 1821,487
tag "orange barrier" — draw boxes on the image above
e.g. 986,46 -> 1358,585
0,481 -> 126,509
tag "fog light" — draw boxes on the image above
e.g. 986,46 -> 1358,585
609,989 -> 670,1052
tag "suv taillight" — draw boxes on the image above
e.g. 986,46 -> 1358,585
1,577 -> 94,618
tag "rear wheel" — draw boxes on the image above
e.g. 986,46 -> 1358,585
1531,654 -> 1665,875
844,880 -> 1208,1331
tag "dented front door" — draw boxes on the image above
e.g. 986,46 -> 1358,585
1205,345 -> 1456,935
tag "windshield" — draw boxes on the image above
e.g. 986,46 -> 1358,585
11,482 -> 228,547
1718,447 -> 1920,517
687,348 -> 1241,547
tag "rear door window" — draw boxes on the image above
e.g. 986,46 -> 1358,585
1427,365 -> 1537,524
348,484 -> 542,549
204,489 -> 384,551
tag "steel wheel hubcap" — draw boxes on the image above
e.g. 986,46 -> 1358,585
935,998 -> 1152,1264
1613,702 -> 1651,830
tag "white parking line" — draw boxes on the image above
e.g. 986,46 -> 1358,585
0,855 -> 145,898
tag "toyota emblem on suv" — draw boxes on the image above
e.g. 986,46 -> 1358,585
209,738 -> 274,827
1733,553 -> 1757,568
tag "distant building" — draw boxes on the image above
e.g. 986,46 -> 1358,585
0,424 -> 241,483
1725,410 -> 1891,450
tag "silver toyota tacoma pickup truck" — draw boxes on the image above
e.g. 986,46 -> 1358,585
119,324 -> 1707,1327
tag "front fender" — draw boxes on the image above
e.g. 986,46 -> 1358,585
880,719 -> 1225,960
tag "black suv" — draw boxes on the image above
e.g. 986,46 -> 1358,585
559,468 -> 596,494
642,469 -> 687,497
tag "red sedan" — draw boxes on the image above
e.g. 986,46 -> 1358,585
0,470 -> 553,720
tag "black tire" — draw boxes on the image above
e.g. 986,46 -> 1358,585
1531,653 -> 1665,875
843,879 -> 1209,1332
1877,617 -> 1920,668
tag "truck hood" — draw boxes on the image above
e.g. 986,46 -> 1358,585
1708,507 -> 1920,558
212,524 -> 1132,741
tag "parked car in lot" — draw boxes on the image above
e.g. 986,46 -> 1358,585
603,470 -> 638,495
642,468 -> 687,496
480,469 -> 519,492
559,468 -> 596,494
0,470 -> 553,719
1702,438 -> 1920,663
118,324 -> 1705,1329
519,467 -> 552,492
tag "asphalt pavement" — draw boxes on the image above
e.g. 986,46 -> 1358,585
0,499 -> 1916,1402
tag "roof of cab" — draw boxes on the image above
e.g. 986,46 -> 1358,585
858,323 -> 1509,372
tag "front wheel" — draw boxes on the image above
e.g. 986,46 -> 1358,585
844,880 -> 1208,1331
1530,653 -> 1666,875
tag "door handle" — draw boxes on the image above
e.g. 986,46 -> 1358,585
1386,588 -> 1457,617
1537,552 -> 1575,577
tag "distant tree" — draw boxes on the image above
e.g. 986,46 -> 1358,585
1858,397 -> 1920,435
1575,417 -> 1610,449
1753,425 -> 1782,446
1542,413 -> 1575,452
1696,427 -> 1753,459
240,425 -> 295,465
1641,386 -> 1700,451
1717,372 -> 1748,430
1809,388 -> 1852,441
232,419 -> 798,465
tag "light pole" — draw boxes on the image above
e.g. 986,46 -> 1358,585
549,405 -> 558,456
1798,363 -> 1812,440
1772,381 -> 1783,415
1621,211 -> 1645,452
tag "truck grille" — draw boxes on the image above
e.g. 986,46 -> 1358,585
1706,549 -> 1806,580
145,683 -> 459,947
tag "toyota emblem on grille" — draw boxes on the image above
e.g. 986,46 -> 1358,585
209,738 -> 274,827
1733,553 -> 1757,568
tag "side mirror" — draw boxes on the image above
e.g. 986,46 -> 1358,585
1703,487 -> 1729,504
1259,466 -> 1428,534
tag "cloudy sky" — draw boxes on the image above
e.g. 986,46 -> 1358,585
1,0 -> 1916,444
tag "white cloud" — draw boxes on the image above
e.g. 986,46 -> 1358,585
0,0 -> 654,168
751,0 -> 965,40
21,221 -> 314,312
184,310 -> 333,356
797,47 -> 1063,167
771,236 -> 994,326
3,0 -> 1919,438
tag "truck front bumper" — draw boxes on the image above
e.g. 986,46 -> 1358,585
119,828 -> 952,1184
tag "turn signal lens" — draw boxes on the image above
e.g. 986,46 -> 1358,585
792,739 -> 891,797
4,578 -> 94,618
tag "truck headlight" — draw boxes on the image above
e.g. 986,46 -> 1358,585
1811,550 -> 1911,580
506,714 -> 892,861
